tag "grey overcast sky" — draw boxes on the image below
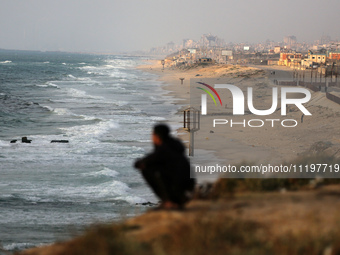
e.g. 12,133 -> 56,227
0,0 -> 339,52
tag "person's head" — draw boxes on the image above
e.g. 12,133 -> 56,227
152,124 -> 170,146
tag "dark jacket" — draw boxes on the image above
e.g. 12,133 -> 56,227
134,137 -> 195,192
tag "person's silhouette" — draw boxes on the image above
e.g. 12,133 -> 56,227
134,124 -> 195,210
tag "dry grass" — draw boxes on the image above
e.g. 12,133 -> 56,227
20,213 -> 340,255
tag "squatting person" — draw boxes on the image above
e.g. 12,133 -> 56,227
134,124 -> 195,210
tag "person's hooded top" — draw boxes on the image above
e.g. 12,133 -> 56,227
134,136 -> 195,192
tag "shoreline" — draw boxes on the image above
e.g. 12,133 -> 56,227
138,60 -> 340,176
137,60 -> 225,181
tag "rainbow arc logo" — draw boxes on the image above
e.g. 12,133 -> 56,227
196,82 -> 223,114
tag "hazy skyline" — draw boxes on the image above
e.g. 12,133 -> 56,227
1,0 -> 340,53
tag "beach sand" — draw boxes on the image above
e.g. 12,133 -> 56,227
138,61 -> 340,176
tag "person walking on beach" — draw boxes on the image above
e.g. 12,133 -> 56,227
134,124 -> 195,210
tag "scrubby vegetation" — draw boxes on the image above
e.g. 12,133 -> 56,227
18,153 -> 340,255
22,214 -> 340,255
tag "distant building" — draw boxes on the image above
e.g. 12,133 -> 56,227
274,46 -> 281,54
284,36 -> 297,47
279,52 -> 302,67
308,50 -> 326,64
329,52 -> 340,60
199,34 -> 225,48
197,58 -> 213,64
183,39 -> 196,49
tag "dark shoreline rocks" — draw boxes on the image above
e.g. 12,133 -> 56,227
10,138 -> 69,144
50,140 -> 69,143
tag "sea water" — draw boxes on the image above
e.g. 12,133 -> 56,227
0,50 -> 180,253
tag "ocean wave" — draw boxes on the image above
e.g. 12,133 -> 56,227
51,107 -> 101,121
79,66 -> 107,76
84,167 -> 119,178
0,94 -> 49,115
67,74 -> 92,81
32,180 -> 132,201
0,60 -> 12,64
0,180 -> 145,210
151,116 -> 166,121
105,59 -> 136,68
79,65 -> 97,70
0,139 -> 11,147
66,88 -> 104,100
78,77 -> 92,81
78,64 -> 131,79
35,82 -> 60,89
119,195 -> 147,204
53,108 -> 74,116
97,180 -> 130,196
3,242 -> 39,252
42,105 -> 53,112
67,74 -> 76,79
61,119 -> 118,138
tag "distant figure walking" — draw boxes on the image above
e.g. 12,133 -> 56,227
301,114 -> 304,123
134,124 -> 195,210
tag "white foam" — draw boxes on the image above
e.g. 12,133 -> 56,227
66,88 -> 103,100
0,60 -> 12,64
104,64 -> 116,68
81,65 -> 96,69
51,107 -> 100,121
4,242 -> 38,251
47,82 -> 60,88
151,116 -> 166,121
105,59 -> 136,68
67,74 -> 92,82
120,195 -> 147,204
61,119 -> 118,140
97,181 -> 130,196
77,77 -> 92,81
38,180 -> 132,200
0,139 -> 11,147
84,167 -> 119,178
42,105 -> 53,112
67,74 -> 76,79
53,108 -> 73,116
36,82 -> 59,89
79,63 -> 132,78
